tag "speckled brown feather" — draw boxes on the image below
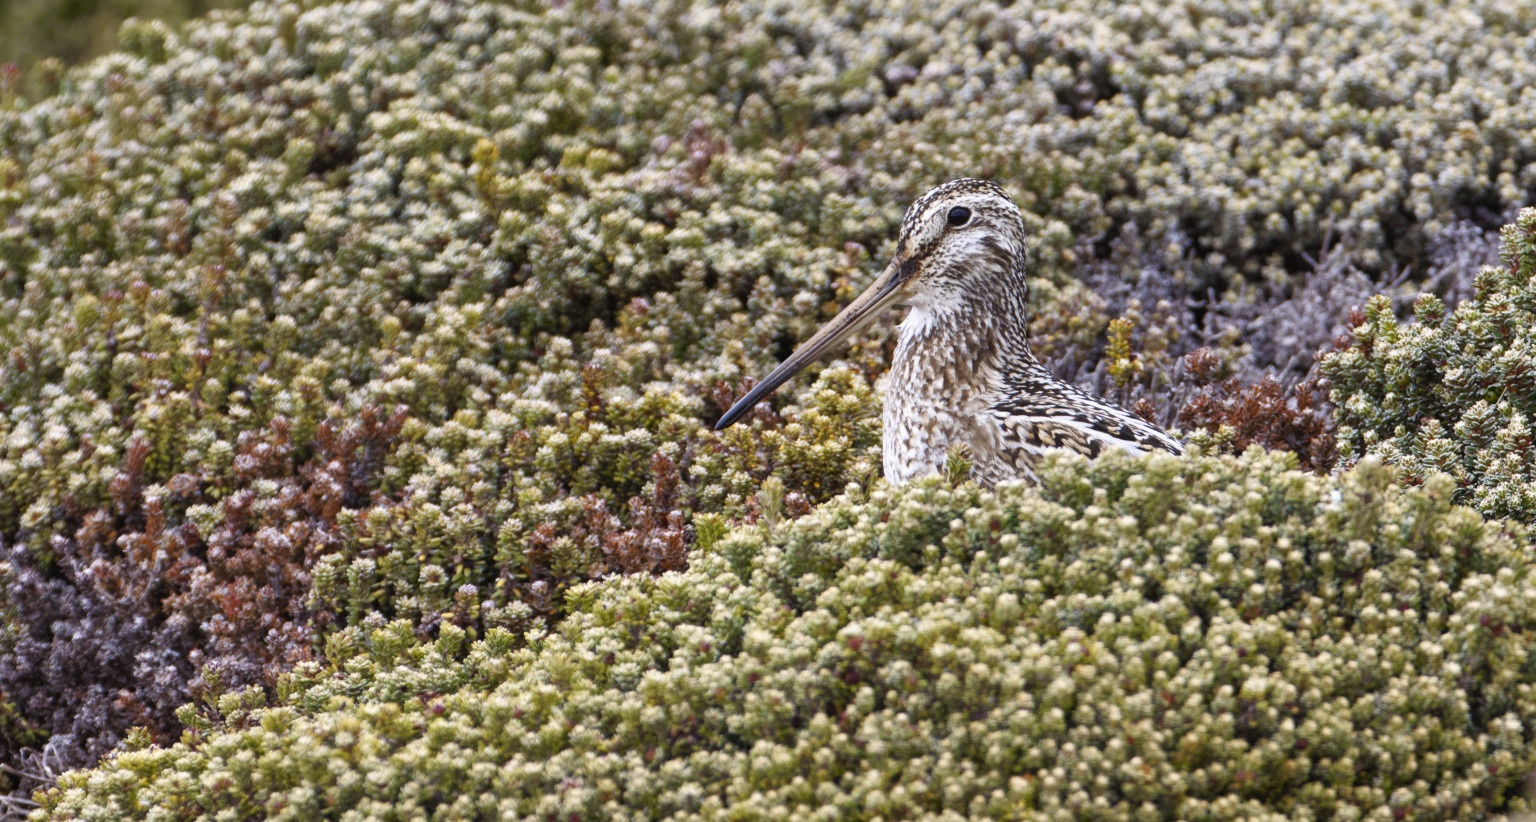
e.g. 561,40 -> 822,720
717,178 -> 1183,486
878,180 -> 1183,486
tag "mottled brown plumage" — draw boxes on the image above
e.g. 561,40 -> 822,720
717,179 -> 1183,486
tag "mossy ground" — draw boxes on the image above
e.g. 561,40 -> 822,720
1,0 -> 1536,817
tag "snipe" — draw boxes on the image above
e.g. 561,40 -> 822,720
716,179 -> 1183,486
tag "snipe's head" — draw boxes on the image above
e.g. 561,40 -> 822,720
716,179 -> 1028,430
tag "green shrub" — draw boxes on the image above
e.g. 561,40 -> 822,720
36,451 -> 1536,820
4,0 -> 1536,803
1326,207 -> 1536,521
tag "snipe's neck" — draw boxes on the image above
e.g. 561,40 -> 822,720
898,262 -> 1038,369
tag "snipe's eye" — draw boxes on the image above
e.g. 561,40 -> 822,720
947,206 -> 971,227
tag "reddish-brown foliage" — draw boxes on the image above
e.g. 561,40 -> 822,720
0,405 -> 407,796
505,452 -> 689,622
1177,350 -> 1337,472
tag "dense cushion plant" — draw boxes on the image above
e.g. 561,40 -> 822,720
2,0 -> 1536,814
36,451 -> 1536,819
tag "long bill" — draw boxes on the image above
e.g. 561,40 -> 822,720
715,258 -> 910,430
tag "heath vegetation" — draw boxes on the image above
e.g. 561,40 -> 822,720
1,0 -> 1535,817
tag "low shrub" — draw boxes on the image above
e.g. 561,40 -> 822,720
4,0 -> 1536,802
1326,207 -> 1536,521
36,451 -> 1536,819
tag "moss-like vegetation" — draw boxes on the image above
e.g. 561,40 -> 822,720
37,452 -> 1536,819
2,0 -> 1536,815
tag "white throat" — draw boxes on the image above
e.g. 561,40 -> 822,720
898,286 -> 968,340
